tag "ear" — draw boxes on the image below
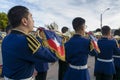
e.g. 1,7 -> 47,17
21,18 -> 28,26
80,26 -> 84,31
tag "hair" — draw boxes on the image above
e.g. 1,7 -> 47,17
72,17 -> 85,32
114,29 -> 120,36
7,5 -> 29,28
6,25 -> 12,34
101,25 -> 111,35
95,28 -> 101,32
61,26 -> 68,33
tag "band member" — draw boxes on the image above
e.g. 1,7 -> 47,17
94,26 -> 120,80
34,28 -> 49,80
58,26 -> 71,80
94,28 -> 102,39
63,17 -> 98,80
113,29 -> 120,80
2,5 -> 57,80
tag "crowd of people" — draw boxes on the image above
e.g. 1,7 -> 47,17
0,5 -> 120,80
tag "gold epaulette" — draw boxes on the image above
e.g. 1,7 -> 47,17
26,34 -> 41,54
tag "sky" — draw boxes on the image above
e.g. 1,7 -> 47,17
0,0 -> 120,32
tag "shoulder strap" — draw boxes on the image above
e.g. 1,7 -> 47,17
26,34 -> 41,54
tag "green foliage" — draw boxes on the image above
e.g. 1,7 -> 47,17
0,12 -> 8,30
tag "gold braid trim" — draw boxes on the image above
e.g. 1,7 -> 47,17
27,35 -> 41,54
28,34 -> 40,44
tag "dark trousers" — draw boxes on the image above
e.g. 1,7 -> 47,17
35,71 -> 47,80
94,57 -> 97,76
95,73 -> 113,80
58,60 -> 68,80
113,67 -> 120,80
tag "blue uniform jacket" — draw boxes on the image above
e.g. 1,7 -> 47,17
35,37 -> 49,72
94,37 -> 120,75
63,34 -> 98,80
113,40 -> 120,67
35,62 -> 48,72
2,30 -> 57,79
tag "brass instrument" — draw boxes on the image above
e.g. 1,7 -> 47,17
114,35 -> 120,41
62,31 -> 73,43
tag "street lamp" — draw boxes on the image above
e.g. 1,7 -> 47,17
100,8 -> 110,28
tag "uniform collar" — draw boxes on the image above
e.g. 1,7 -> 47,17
101,37 -> 108,40
11,30 -> 27,35
73,34 -> 82,37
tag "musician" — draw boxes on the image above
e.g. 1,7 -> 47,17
94,28 -> 102,39
2,5 -> 57,80
61,27 -> 71,42
113,29 -> 120,80
58,26 -> 71,80
94,26 -> 120,80
33,28 -> 49,80
63,17 -> 98,80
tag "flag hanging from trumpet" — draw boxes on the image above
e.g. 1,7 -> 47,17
38,28 -> 65,61
87,32 -> 100,53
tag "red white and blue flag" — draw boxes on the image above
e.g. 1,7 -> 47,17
38,28 -> 65,61
88,32 -> 100,53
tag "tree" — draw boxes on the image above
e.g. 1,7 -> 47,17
0,12 -> 8,31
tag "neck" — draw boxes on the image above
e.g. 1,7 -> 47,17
102,34 -> 111,39
75,30 -> 84,36
13,26 -> 29,35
